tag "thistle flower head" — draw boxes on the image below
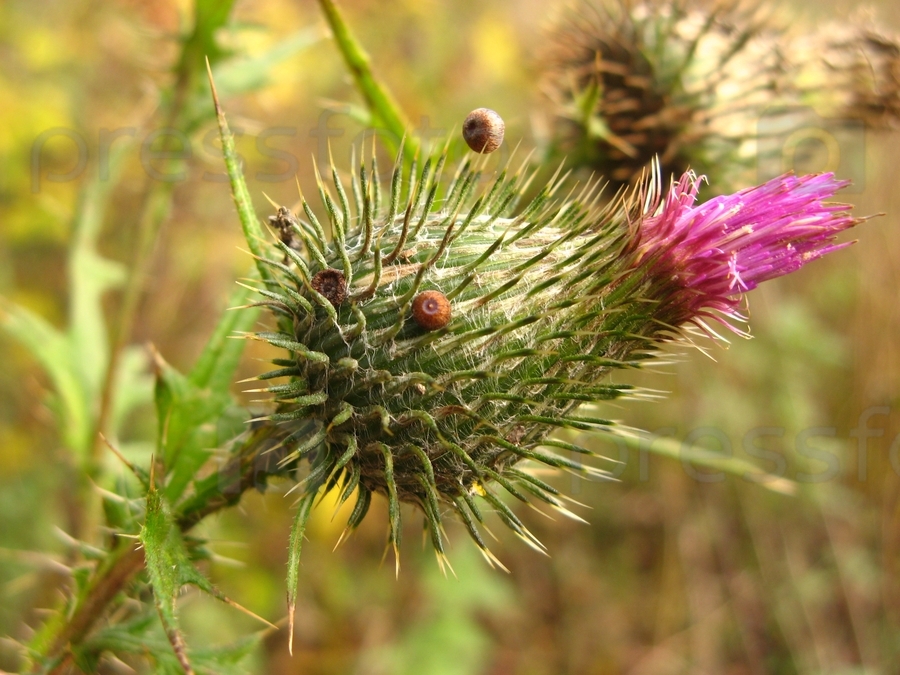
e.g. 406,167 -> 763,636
248,133 -> 860,570
625,170 -> 860,332
540,0 -> 786,190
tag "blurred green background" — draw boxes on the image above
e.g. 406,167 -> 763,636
1,0 -> 899,673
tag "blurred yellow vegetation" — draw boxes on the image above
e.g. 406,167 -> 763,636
1,0 -> 899,673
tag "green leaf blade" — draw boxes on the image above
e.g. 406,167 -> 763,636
0,299 -> 92,456
206,65 -> 274,285
189,275 -> 260,391
286,491 -> 317,655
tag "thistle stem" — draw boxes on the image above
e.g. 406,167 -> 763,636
316,0 -> 419,163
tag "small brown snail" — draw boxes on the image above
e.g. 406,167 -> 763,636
412,290 -> 451,330
462,108 -> 504,154
311,268 -> 347,307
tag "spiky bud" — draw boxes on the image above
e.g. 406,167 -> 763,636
249,143 -> 860,568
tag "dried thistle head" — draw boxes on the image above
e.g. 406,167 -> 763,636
792,18 -> 900,129
540,0 -> 788,190
244,117 -> 860,573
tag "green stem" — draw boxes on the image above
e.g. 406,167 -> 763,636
317,0 -> 420,163
89,28 -> 201,496
40,544 -> 147,675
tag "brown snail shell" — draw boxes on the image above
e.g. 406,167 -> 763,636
412,290 -> 452,330
462,108 -> 505,154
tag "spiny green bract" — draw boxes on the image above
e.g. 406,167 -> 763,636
248,149 -> 663,570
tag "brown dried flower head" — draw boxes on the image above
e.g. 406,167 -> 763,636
311,268 -> 347,307
540,0 -> 788,191
793,19 -> 900,129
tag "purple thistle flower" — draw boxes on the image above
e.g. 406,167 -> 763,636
626,171 -> 862,334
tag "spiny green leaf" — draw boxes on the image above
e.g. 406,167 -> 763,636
153,349 -> 227,501
101,470 -> 147,534
152,276 -> 262,501
142,480 -> 273,674
206,61 -> 274,284
286,490 -> 317,655
78,611 -> 262,675
141,481 -> 198,675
